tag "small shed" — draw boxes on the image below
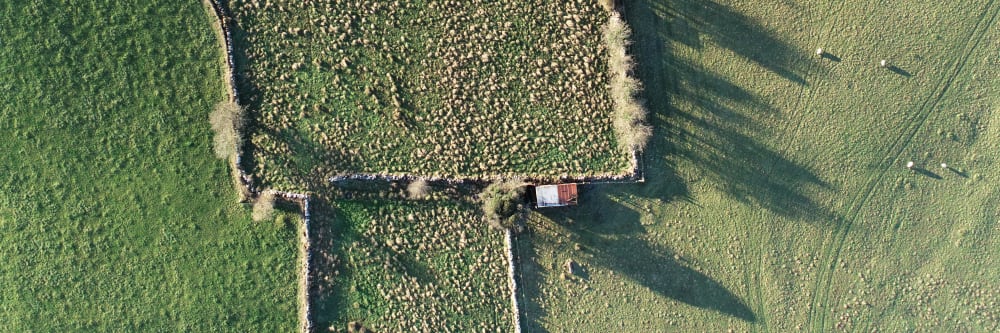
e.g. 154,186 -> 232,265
535,183 -> 579,208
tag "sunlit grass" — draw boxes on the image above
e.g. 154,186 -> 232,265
0,1 -> 298,330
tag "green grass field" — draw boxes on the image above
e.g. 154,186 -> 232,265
0,1 -> 298,330
230,0 -> 630,189
308,186 -> 510,332
518,0 -> 998,331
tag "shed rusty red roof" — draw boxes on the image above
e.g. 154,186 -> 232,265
535,183 -> 579,207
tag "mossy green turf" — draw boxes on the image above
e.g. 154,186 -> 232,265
0,1 -> 297,330
310,197 -> 510,331
519,0 -> 998,331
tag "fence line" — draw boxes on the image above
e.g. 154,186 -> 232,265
204,5 -> 313,332
505,229 -> 523,333
269,191 -> 314,333
205,0 -> 260,198
205,1 -> 645,332
300,197 -> 314,333
328,149 -> 644,187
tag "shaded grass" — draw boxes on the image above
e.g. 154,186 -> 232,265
308,193 -> 510,331
0,0 -> 298,330
518,0 -> 999,331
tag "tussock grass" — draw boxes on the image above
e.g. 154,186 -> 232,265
233,0 -> 631,186
605,12 -> 652,152
312,198 -> 510,330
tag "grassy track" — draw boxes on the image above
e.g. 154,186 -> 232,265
518,0 -> 998,331
0,1 -> 298,330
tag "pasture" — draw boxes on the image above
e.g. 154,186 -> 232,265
517,0 -> 999,331
0,1 -> 299,330
308,184 -> 510,332
229,0 -> 634,190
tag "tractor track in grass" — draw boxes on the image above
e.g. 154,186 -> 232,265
807,3 -> 999,331
736,201 -> 767,332
792,0 -> 854,328
780,0 -> 846,156
751,2 -> 849,330
859,7 -> 999,332
748,208 -> 770,332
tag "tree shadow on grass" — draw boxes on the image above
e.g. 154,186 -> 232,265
305,199 -> 347,329
651,0 -> 823,85
513,225 -> 552,330
228,6 -> 345,191
227,12 -> 266,182
626,0 -> 839,225
525,199 -> 756,327
519,1 -> 841,329
601,238 -> 757,322
307,198 -> 435,329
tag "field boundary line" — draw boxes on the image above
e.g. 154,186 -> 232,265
505,229 -> 523,333
205,0 -> 261,199
270,190 -> 315,333
328,150 -> 645,186
205,2 -> 315,332
209,0 -> 649,331
204,0 -> 238,102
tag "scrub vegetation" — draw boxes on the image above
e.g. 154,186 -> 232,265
481,180 -> 528,230
309,184 -> 510,331
230,0 -> 641,189
209,100 -> 245,160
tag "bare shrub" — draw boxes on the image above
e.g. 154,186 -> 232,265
480,180 -> 527,230
598,0 -> 616,12
209,101 -> 244,160
252,190 -> 276,222
604,12 -> 652,152
406,179 -> 431,200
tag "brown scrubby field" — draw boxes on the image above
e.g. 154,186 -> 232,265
231,0 -> 633,189
308,184 -> 511,331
